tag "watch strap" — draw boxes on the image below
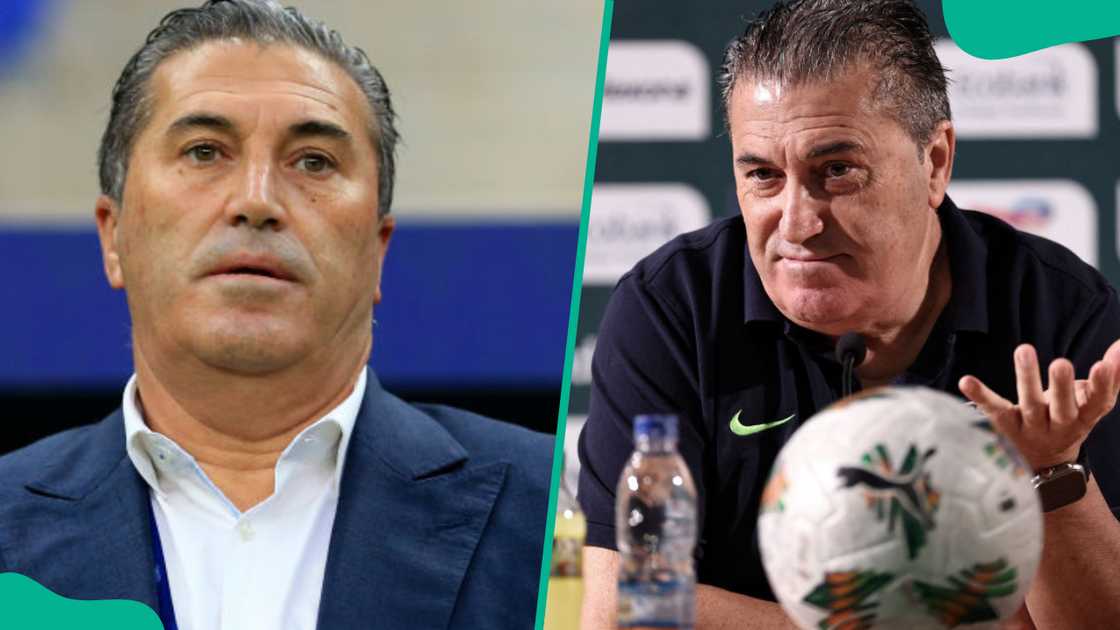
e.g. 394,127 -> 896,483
1032,462 -> 1088,513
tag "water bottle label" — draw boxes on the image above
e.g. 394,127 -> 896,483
617,577 -> 695,629
550,535 -> 582,577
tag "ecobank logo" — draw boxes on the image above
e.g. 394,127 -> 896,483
584,183 -> 711,285
599,40 -> 710,141
934,40 -> 1097,138
949,180 -> 1098,267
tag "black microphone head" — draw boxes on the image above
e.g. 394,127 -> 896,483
835,332 -> 867,366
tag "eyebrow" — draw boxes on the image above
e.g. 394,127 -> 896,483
735,152 -> 773,167
805,140 -> 865,159
168,113 -> 234,135
288,119 -> 351,142
735,140 -> 868,167
166,113 -> 352,143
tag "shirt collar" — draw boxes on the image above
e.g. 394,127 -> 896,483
742,195 -> 989,335
937,195 -> 989,334
123,367 -> 367,497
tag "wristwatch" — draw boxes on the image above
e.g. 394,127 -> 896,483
1032,462 -> 1089,513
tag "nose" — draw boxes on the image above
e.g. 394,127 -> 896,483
777,185 -> 825,245
225,154 -> 285,230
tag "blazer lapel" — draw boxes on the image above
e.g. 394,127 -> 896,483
317,376 -> 508,630
20,411 -> 158,609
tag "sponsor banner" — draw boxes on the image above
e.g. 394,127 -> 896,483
934,40 -> 1097,139
584,182 -> 711,284
949,179 -> 1097,267
599,40 -> 710,141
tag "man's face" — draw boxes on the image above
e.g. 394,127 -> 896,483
96,40 -> 393,375
728,67 -> 952,336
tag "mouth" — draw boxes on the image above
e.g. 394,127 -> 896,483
220,267 -> 280,278
775,253 -> 850,279
208,261 -> 296,282
780,254 -> 842,264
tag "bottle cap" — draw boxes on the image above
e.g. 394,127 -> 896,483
633,414 -> 679,442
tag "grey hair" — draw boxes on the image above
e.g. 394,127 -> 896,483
719,0 -> 951,150
97,0 -> 399,216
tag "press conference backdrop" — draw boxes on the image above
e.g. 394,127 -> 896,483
0,0 -> 602,448
563,1 -> 1120,490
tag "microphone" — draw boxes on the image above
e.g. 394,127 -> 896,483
835,332 -> 867,398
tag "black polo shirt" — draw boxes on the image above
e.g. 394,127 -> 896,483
577,197 -> 1120,601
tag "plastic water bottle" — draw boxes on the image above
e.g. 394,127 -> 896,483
616,415 -> 698,629
544,458 -> 586,630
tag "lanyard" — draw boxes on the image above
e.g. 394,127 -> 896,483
149,502 -> 180,630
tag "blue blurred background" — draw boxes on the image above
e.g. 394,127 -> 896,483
0,0 -> 603,449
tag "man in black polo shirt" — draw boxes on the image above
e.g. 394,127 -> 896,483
578,1 -> 1120,628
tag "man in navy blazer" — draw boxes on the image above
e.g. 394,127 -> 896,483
0,377 -> 550,628
0,1 -> 552,628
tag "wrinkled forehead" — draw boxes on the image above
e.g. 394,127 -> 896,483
728,72 -> 879,132
725,65 -> 913,154
729,63 -> 885,121
143,39 -> 378,148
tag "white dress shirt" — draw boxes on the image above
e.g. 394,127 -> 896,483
122,369 -> 366,630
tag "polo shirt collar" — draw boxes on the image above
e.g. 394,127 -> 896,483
742,195 -> 989,335
938,195 -> 989,334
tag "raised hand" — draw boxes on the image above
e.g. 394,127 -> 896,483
958,340 -> 1120,471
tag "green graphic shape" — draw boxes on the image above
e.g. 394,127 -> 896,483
912,558 -> 1018,627
729,411 -> 795,436
0,573 -> 162,629
802,569 -> 893,630
533,2 -> 614,629
943,1 -> 1120,59
973,420 -> 1028,478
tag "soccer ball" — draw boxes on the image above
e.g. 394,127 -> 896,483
758,386 -> 1042,630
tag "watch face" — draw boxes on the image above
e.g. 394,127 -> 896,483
1037,466 -> 1088,513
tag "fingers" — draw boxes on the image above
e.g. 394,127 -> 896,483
1048,359 -> 1077,423
1104,337 -> 1120,370
959,375 -> 1010,411
1014,345 -> 1046,429
1084,360 -> 1118,424
1080,338 -> 1120,424
959,375 -> 1019,434
1104,338 -> 1120,390
1075,380 -> 1090,407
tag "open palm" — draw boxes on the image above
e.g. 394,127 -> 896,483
958,340 -> 1120,471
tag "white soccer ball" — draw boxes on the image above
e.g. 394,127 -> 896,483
758,386 -> 1042,630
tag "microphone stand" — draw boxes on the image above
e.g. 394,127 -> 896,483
836,332 -> 867,398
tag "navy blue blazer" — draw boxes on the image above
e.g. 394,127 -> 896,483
0,374 -> 553,628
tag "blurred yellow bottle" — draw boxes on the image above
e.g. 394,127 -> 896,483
543,478 -> 586,630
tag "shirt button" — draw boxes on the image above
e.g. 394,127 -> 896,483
237,520 -> 255,542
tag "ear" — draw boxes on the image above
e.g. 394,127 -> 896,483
372,214 -> 395,305
923,120 -> 955,209
95,194 -> 126,289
